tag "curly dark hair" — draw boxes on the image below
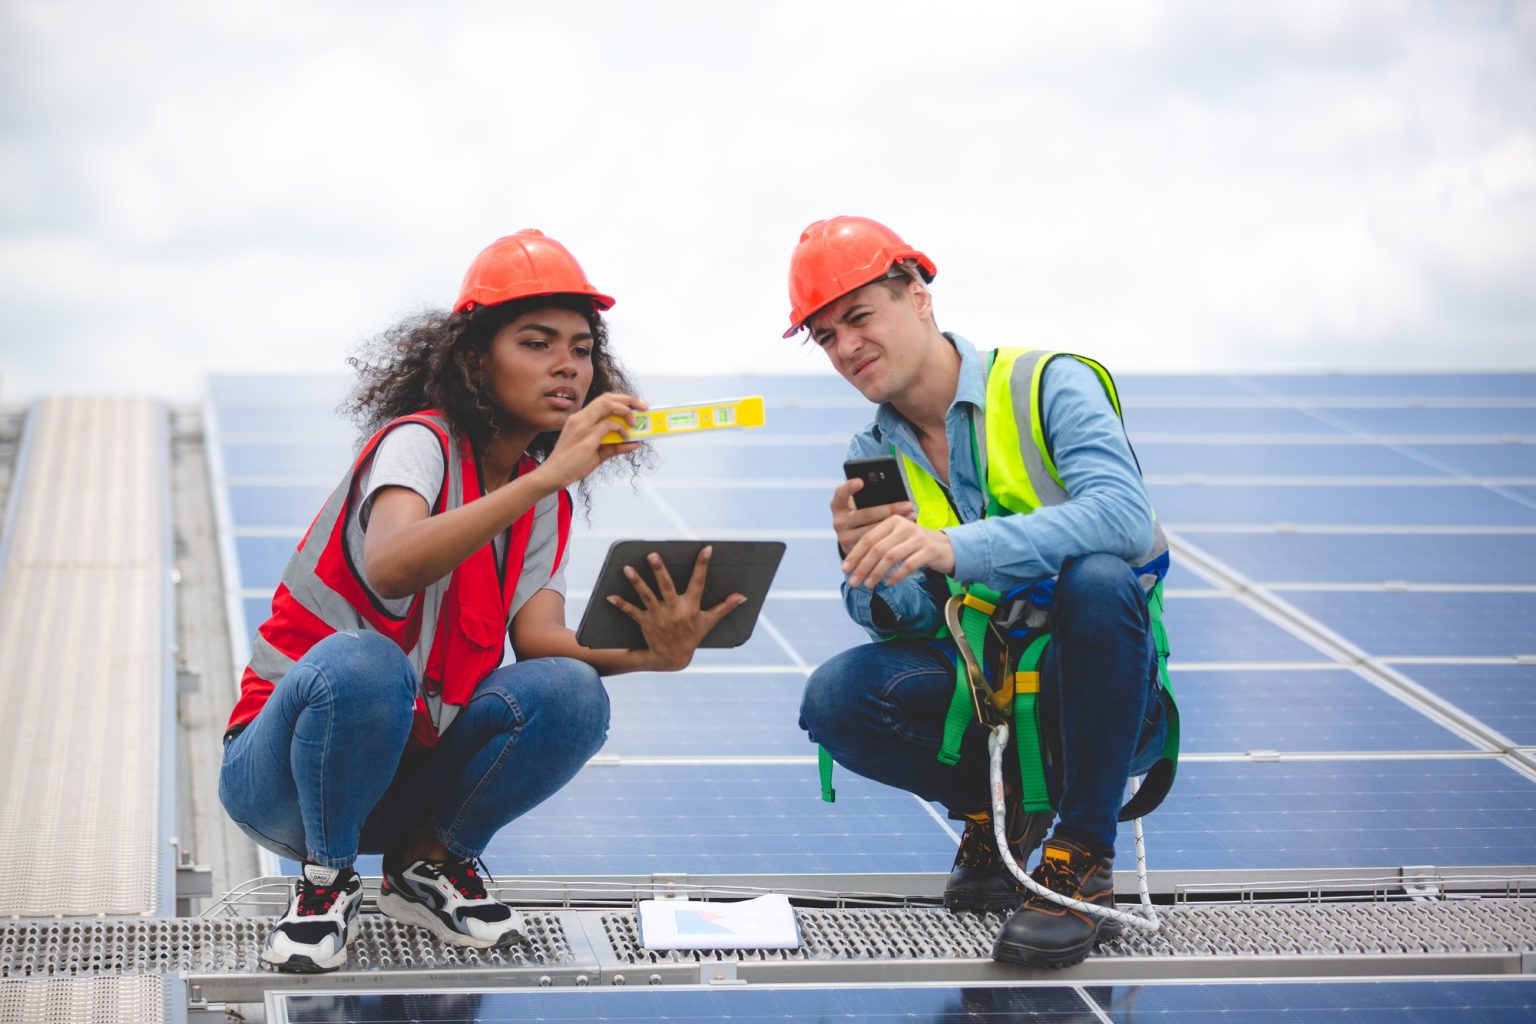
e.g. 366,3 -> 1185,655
344,294 -> 648,504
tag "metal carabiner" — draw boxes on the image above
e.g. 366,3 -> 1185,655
944,593 -> 1009,731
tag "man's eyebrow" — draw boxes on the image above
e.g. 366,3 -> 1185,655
810,301 -> 870,337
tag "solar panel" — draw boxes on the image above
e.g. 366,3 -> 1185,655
1171,668 -> 1475,753
1232,373 -> 1536,398
1172,531 -> 1536,584
1140,758 -> 1536,868
1392,663 -> 1536,745
272,983 -> 1097,1022
1137,441 -> 1444,476
267,979 -> 1536,1023
1279,591 -> 1536,658
1397,443 -> 1536,476
1147,481 -> 1536,527
206,371 -> 1536,889
1089,979 -> 1536,1021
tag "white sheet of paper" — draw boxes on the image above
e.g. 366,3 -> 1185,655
637,893 -> 802,950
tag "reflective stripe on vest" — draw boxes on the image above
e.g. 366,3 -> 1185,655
227,411 -> 571,746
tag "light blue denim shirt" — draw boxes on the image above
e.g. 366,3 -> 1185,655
842,334 -> 1156,639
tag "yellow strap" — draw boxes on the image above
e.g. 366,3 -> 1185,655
961,592 -> 996,615
1013,670 -> 1040,695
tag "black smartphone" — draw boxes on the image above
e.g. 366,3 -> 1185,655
843,455 -> 910,509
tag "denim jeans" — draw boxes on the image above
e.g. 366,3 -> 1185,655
219,630 -> 610,869
800,553 -> 1168,857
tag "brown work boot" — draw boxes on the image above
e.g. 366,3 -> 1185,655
942,809 -> 1050,913
991,837 -> 1119,968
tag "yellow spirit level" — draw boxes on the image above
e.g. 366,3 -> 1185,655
601,396 -> 765,444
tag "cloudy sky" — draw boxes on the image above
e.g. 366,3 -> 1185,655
2,1 -> 1533,402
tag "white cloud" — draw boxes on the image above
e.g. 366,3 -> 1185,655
1,0 -> 1533,400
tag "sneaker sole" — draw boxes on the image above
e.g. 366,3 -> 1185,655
261,949 -> 347,974
260,910 -> 356,973
375,890 -> 521,950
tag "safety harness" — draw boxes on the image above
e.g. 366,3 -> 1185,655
819,349 -> 1180,822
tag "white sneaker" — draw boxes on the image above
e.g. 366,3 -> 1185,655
261,863 -> 363,973
376,858 -> 522,949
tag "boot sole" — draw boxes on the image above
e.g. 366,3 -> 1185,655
991,917 -> 1119,969
943,891 -> 1025,914
991,931 -> 1095,969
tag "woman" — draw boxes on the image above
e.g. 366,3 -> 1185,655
219,230 -> 743,973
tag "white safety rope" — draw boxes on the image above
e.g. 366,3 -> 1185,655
987,723 -> 1160,933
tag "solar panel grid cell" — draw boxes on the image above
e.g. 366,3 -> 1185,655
1280,591 -> 1536,659
1400,443 -> 1536,476
1391,664 -> 1536,746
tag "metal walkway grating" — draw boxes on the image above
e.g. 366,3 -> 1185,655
0,912 -> 575,979
0,398 -> 171,918
0,976 -> 165,1024
602,898 -> 1536,963
3,897 -> 1533,1007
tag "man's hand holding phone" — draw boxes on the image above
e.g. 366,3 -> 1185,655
833,457 -> 914,551
834,457 -> 955,589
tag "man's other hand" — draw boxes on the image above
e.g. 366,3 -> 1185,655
840,514 -> 955,589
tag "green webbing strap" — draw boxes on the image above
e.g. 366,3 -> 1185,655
937,672 -> 974,767
818,744 -> 836,803
937,581 -> 1000,766
1012,633 -> 1053,813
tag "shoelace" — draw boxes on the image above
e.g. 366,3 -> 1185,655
955,819 -> 1002,869
440,858 -> 497,900
295,876 -> 348,917
1027,853 -> 1083,903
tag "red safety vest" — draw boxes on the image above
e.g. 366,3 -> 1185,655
225,411 -> 572,747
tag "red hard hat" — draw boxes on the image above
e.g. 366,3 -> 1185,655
783,216 -> 936,338
453,229 -> 615,315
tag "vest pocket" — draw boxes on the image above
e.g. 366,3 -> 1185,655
438,607 -> 507,701
457,606 -> 506,648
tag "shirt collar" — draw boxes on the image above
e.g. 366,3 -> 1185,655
871,333 -> 985,441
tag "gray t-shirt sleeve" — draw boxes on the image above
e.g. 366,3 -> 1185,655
345,424 -> 446,615
359,424 -> 445,527
542,525 -> 569,600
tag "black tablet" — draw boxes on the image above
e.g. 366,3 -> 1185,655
575,540 -> 786,650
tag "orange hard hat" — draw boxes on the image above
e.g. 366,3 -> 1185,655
453,229 -> 615,315
783,216 -> 936,338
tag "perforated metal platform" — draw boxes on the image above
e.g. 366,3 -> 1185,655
4,894 -> 1533,1007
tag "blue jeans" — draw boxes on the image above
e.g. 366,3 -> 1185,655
800,553 -> 1168,857
219,631 -> 610,869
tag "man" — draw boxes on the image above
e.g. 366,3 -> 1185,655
788,216 -> 1177,969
